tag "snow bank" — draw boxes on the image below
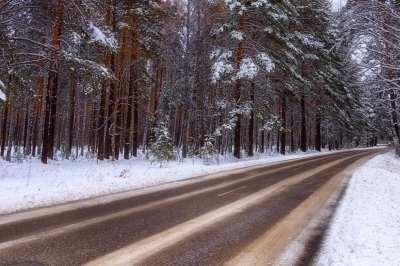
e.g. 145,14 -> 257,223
316,150 -> 400,266
0,149 -> 339,214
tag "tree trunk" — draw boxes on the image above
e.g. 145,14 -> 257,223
340,131 -> 343,149
114,84 -> 124,160
89,97 -> 98,154
248,82 -> 255,156
105,1 -> 117,160
42,78 -> 52,164
97,3 -> 112,161
97,77 -> 108,161
0,75 -> 11,157
124,69 -> 134,159
280,96 -> 286,155
315,100 -> 321,152
23,111 -> 28,151
121,11 -> 138,160
67,72 -> 76,159
290,109 -> 295,152
28,98 -> 35,154
300,95 -> 307,152
276,131 -> 280,153
15,107 -> 22,147
260,130 -> 265,153
1,76 -> 11,157
125,26 -> 139,159
115,5 -> 131,160
380,0 -> 400,149
41,0 -> 63,164
48,70 -> 59,160
149,65 -> 160,146
105,52 -> 116,160
234,11 -> 244,159
32,75 -> 44,157
132,61 -> 139,157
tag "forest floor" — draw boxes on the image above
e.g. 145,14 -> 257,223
0,146 -> 398,265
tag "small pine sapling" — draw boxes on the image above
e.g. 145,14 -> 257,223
198,136 -> 216,165
149,122 -> 175,167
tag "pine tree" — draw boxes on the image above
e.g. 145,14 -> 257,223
149,122 -> 175,167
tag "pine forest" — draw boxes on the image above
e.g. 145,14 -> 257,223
0,0 -> 399,165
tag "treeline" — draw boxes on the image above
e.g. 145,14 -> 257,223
0,0 -> 387,164
340,0 -> 400,154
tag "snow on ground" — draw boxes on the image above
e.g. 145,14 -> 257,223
0,148 -> 352,214
315,150 -> 400,266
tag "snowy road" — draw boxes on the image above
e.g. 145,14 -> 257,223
0,148 -> 388,266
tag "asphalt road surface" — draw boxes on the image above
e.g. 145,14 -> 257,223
0,148 -> 389,266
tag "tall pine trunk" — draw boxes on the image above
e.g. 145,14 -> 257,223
97,3 -> 112,161
132,70 -> 139,157
97,77 -> 107,161
234,11 -> 244,159
300,95 -> 307,152
290,109 -> 295,152
32,75 -> 44,157
48,70 -> 59,160
105,54 -> 116,160
124,59 -> 134,160
280,95 -> 286,155
1,75 -> 11,157
116,5 -> 132,160
248,82 -> 255,157
105,1 -> 117,160
149,66 -> 160,144
315,100 -> 321,152
67,72 -> 76,159
128,28 -> 139,158
379,0 -> 399,153
41,0 -> 63,164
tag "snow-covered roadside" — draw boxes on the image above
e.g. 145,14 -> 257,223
315,150 -> 400,266
0,148 -> 363,214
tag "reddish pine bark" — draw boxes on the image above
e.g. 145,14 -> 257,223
132,63 -> 139,158
1,75 -> 12,157
97,3 -> 112,161
115,7 -> 131,160
234,11 -> 244,159
105,0 -> 117,160
67,72 -> 76,159
41,0 -> 63,164
125,33 -> 139,159
0,76 -> 11,157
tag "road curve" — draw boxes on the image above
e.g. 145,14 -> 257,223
0,148 -> 389,266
